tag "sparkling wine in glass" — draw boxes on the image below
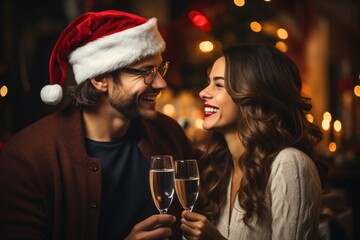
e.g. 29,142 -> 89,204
174,159 -> 200,211
149,155 -> 175,214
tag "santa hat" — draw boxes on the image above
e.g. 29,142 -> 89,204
40,10 -> 165,105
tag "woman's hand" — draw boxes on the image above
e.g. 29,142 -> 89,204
125,214 -> 176,240
181,211 -> 226,240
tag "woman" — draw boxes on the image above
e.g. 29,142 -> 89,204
181,44 -> 328,239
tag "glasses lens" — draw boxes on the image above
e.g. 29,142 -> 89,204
144,69 -> 156,85
144,61 -> 169,85
159,61 -> 169,77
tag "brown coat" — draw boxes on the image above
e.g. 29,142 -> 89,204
0,106 -> 197,239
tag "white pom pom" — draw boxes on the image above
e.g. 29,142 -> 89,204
40,84 -> 63,105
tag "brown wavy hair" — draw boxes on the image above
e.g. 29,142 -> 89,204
197,44 -> 328,226
67,71 -> 121,108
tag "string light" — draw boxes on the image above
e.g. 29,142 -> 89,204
322,119 -> 330,131
250,21 -> 262,32
0,85 -> 8,97
234,0 -> 245,7
323,111 -> 332,122
306,113 -> 314,123
354,85 -> 360,97
275,41 -> 288,52
277,28 -> 288,39
333,120 -> 342,132
199,41 -> 214,52
328,142 -> 337,152
188,11 -> 212,32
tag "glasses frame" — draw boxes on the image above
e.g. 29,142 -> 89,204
121,61 -> 169,86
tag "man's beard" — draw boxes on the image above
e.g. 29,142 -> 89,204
109,91 -> 157,121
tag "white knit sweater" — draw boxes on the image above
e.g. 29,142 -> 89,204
215,148 -> 322,240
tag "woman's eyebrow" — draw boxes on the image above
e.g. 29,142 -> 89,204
207,76 -> 225,82
213,76 -> 225,81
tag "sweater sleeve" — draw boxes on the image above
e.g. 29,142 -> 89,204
269,148 -> 321,240
0,143 -> 49,239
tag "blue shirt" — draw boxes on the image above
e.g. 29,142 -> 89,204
86,122 -> 158,239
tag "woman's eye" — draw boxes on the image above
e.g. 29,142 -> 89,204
215,84 -> 224,88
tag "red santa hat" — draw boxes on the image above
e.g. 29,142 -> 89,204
40,10 -> 165,105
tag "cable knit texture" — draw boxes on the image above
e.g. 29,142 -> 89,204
215,148 -> 321,239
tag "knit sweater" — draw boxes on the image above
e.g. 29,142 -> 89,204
216,148 -> 321,240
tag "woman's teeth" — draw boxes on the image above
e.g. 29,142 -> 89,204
205,107 -> 219,114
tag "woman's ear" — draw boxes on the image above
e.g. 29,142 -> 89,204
90,75 -> 109,92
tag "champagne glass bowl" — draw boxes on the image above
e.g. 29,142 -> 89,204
174,159 -> 200,212
149,155 -> 175,214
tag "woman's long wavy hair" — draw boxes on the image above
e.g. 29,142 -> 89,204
197,44 -> 328,226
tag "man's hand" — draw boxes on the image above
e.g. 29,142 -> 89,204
125,214 -> 176,240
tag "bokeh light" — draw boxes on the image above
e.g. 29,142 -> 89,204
275,41 -> 288,52
250,21 -> 262,32
0,85 -> 8,97
234,0 -> 245,7
277,28 -> 288,39
329,142 -> 337,152
199,41 -> 214,52
333,120 -> 342,132
354,85 -> 360,97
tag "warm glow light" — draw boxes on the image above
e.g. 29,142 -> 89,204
188,10 -> 212,31
277,28 -> 288,39
264,0 -> 271,2
192,15 -> 208,27
199,41 -> 214,52
195,119 -> 204,129
322,119 -> 330,131
250,21 -> 262,32
354,85 -> 360,97
329,142 -> 337,152
344,91 -> 353,103
234,0 -> 245,7
262,22 -> 277,36
333,120 -> 342,132
162,104 -> 175,116
306,114 -> 314,123
275,41 -> 288,52
323,111 -> 332,122
0,85 -> 8,97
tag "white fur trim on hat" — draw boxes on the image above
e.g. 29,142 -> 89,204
69,18 -> 165,84
40,84 -> 63,105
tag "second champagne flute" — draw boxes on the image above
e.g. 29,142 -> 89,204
149,155 -> 175,214
174,159 -> 200,212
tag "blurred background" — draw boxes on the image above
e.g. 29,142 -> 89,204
0,0 -> 359,239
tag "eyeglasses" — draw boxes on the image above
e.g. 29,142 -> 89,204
121,61 -> 169,86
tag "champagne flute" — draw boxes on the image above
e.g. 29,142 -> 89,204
149,155 -> 175,214
174,159 -> 200,212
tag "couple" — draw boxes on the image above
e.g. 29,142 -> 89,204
0,10 -> 328,240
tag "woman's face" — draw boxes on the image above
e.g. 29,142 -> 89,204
199,57 -> 239,133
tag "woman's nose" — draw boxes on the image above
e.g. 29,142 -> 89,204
199,86 -> 211,100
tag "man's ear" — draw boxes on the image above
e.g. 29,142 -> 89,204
90,75 -> 109,92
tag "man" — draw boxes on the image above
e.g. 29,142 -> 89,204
0,10 -> 197,239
